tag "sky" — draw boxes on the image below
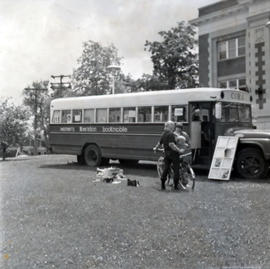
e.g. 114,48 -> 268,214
0,0 -> 218,104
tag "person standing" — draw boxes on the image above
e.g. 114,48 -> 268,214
174,122 -> 190,147
1,141 -> 8,161
154,121 -> 185,191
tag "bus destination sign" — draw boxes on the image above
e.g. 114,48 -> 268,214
223,91 -> 250,102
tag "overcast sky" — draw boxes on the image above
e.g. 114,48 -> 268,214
0,0 -> 218,103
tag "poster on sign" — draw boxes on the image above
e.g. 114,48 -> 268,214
208,136 -> 239,180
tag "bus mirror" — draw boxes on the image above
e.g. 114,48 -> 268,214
215,102 -> 222,119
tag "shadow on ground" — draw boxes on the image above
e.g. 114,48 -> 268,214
39,161 -> 159,178
38,160 -> 270,184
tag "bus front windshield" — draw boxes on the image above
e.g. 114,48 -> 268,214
220,103 -> 251,123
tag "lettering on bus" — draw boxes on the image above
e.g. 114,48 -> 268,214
80,126 -> 97,132
102,126 -> 128,133
60,127 -> 75,132
230,92 -> 245,100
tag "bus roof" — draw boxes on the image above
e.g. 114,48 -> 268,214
50,88 -> 251,110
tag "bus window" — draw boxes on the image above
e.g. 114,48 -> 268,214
84,109 -> 95,123
221,103 -> 251,122
62,110 -> 72,124
221,103 -> 238,122
123,107 -> 136,123
138,106 -> 151,122
73,109 -> 82,123
239,104 -> 251,122
52,110 -> 60,124
154,106 -> 168,122
109,108 -> 121,123
172,105 -> 186,122
96,108 -> 107,123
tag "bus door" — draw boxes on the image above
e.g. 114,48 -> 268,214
189,102 -> 215,164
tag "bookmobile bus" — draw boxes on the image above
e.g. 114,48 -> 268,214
49,88 -> 270,179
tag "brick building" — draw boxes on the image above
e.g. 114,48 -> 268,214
191,0 -> 270,128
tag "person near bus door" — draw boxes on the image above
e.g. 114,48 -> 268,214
174,122 -> 190,147
174,123 -> 191,187
153,121 -> 186,191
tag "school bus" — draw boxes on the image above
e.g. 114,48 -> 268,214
49,87 -> 270,179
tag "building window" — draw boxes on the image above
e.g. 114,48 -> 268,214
228,39 -> 236,58
109,108 -> 121,123
218,36 -> 245,60
238,36 -> 245,56
123,107 -> 136,123
219,81 -> 227,88
84,109 -> 95,123
218,41 -> 227,60
238,78 -> 247,91
229,80 -> 237,88
218,78 -> 247,91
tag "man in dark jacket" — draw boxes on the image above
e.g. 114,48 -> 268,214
1,141 -> 8,161
154,121 -> 185,191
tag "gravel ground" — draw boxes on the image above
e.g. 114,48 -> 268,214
0,155 -> 270,269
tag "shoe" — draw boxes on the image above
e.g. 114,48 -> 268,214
161,182 -> 166,190
183,182 -> 190,188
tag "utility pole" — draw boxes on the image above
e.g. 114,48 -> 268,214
24,87 -> 47,155
50,75 -> 71,97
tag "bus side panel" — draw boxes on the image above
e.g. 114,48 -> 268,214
49,123 -> 164,160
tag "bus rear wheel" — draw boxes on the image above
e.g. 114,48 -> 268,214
235,148 -> 268,179
84,144 -> 102,167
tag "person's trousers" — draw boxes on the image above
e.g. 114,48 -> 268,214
161,155 -> 180,188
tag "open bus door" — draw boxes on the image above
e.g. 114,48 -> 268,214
189,102 -> 215,165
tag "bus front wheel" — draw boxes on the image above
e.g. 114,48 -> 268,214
235,148 -> 268,179
84,144 -> 102,167
77,154 -> 85,165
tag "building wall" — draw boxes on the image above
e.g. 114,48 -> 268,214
191,0 -> 270,129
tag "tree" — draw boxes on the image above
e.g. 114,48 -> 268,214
23,81 -> 50,149
131,74 -> 170,92
72,41 -> 122,96
0,98 -> 30,145
145,21 -> 198,89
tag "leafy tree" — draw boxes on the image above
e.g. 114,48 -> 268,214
0,98 -> 30,145
72,41 -> 122,96
131,74 -> 170,92
23,81 -> 50,147
145,21 -> 198,89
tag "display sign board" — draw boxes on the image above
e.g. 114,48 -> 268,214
174,108 -> 184,116
208,136 -> 239,180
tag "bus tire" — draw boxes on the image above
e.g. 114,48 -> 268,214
84,144 -> 102,167
77,154 -> 85,165
235,148 -> 269,179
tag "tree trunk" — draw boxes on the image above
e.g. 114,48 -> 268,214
168,75 -> 176,89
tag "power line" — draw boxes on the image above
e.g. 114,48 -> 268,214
50,75 -> 71,97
